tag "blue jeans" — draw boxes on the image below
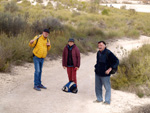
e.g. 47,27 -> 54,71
33,56 -> 44,87
95,74 -> 111,104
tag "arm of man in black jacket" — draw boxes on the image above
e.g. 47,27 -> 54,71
105,51 -> 119,75
108,52 -> 119,69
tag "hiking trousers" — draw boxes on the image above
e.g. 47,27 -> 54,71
67,67 -> 77,86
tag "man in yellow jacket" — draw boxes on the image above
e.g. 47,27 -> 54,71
29,29 -> 51,91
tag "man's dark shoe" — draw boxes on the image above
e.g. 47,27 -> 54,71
34,86 -> 41,91
93,100 -> 103,103
38,84 -> 47,89
103,102 -> 110,105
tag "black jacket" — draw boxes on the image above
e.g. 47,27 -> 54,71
95,48 -> 119,76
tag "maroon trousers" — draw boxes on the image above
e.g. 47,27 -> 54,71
67,67 -> 77,86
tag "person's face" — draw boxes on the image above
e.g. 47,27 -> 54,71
43,32 -> 49,38
68,42 -> 74,46
98,43 -> 106,52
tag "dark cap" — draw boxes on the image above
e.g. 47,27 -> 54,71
43,29 -> 50,33
68,38 -> 74,42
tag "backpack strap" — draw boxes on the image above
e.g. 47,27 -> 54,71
33,35 -> 41,48
33,35 -> 49,49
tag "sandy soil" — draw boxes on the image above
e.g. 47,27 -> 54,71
0,35 -> 150,113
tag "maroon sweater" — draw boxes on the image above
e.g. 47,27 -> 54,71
62,44 -> 80,68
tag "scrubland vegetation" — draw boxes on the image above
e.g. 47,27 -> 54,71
0,0 -> 150,97
111,44 -> 150,97
1,1 -> 150,97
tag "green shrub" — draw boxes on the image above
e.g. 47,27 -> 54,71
4,1 -> 19,13
32,17 -> 63,33
85,27 -> 104,37
111,44 -> 150,97
0,32 -> 33,71
0,12 -> 27,36
0,45 -> 11,72
102,9 -> 109,15
49,35 -> 68,56
137,91 -> 144,98
129,9 -> 136,15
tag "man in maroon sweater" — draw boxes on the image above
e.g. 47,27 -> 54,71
62,38 -> 80,86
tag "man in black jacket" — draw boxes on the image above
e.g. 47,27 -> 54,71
94,41 -> 119,104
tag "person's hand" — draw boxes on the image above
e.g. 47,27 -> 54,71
63,66 -> 66,69
30,40 -> 34,44
75,67 -> 79,71
47,42 -> 51,46
105,68 -> 112,75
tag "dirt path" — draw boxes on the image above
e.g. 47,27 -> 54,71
0,35 -> 150,113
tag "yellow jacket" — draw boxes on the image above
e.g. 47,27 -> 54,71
29,35 -> 51,58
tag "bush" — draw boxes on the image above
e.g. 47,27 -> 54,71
111,44 -> 150,97
32,17 -> 63,33
102,9 -> 109,15
84,27 -> 104,37
4,1 -> 19,13
49,35 -> 68,56
0,12 -> 27,36
0,44 -> 11,72
129,9 -> 136,15
0,32 -> 33,71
